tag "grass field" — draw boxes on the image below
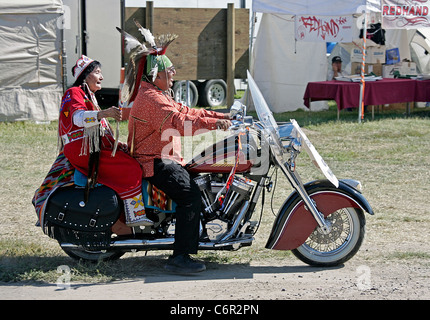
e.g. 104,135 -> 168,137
1,104 -> 430,283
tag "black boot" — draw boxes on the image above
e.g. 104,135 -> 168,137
164,254 -> 206,274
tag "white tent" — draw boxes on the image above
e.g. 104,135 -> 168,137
253,0 -> 381,15
0,0 -> 64,122
251,0 -> 384,113
411,29 -> 430,75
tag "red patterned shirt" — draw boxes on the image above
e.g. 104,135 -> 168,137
128,81 -> 226,177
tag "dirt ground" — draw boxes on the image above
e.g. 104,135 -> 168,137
1,243 -> 428,300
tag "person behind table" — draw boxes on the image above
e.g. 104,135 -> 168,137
58,55 -> 153,227
123,31 -> 231,274
327,56 -> 349,80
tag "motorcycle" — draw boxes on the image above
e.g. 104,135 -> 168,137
34,71 -> 373,267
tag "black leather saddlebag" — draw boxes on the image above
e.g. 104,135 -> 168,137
45,186 -> 121,232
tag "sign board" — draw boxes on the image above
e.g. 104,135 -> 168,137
382,0 -> 430,28
295,15 -> 354,42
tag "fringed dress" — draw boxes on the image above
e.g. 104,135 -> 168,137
58,86 -> 143,200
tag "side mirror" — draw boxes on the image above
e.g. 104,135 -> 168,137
230,101 -> 246,120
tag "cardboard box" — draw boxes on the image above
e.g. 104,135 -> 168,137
350,46 -> 386,64
400,61 -> 417,75
382,62 -> 417,78
351,47 -> 365,63
385,102 -> 410,111
368,46 -> 386,64
351,62 -> 382,76
382,64 -> 400,78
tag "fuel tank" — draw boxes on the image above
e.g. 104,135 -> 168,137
186,131 -> 259,174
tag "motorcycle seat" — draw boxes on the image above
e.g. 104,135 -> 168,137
73,169 -> 102,187
74,169 -> 176,213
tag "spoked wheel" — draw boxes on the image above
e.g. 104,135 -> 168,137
52,225 -> 125,262
62,248 -> 125,262
292,207 -> 365,267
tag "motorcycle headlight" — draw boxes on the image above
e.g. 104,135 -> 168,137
281,137 -> 301,152
291,137 -> 302,152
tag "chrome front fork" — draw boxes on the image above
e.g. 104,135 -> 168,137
278,159 -> 332,235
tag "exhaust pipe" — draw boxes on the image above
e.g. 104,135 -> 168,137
60,238 -> 175,250
60,236 -> 253,251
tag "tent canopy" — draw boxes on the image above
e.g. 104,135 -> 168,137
251,13 -> 329,112
0,0 -> 63,14
0,0 -> 64,122
250,0 -> 426,113
252,0 -> 381,15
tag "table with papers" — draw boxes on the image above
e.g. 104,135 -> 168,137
303,78 -> 430,118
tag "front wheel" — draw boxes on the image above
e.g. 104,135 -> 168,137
292,207 -> 365,267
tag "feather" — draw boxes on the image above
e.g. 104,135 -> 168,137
157,33 -> 178,55
149,64 -> 158,82
116,27 -> 145,53
129,57 -> 146,103
122,47 -> 151,103
121,66 -> 134,102
119,23 -> 177,104
133,19 -> 156,48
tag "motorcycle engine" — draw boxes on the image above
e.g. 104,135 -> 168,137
206,219 -> 229,241
194,174 -> 255,240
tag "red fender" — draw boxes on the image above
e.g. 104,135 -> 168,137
267,182 -> 371,250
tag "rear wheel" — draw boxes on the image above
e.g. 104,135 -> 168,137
52,225 -> 125,262
292,207 -> 365,267
62,248 -> 125,262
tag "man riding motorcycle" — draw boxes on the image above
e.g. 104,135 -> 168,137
125,36 -> 231,274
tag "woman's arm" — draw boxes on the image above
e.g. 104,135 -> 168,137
73,107 -> 122,127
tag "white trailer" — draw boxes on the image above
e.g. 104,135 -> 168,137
62,0 -> 123,106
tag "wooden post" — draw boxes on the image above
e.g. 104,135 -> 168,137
227,3 -> 235,108
146,1 -> 153,30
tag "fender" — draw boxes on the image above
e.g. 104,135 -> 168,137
266,179 -> 374,250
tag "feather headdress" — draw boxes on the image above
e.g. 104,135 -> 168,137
117,20 -> 178,104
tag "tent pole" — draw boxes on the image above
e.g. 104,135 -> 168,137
61,16 -> 67,94
246,11 -> 256,108
249,11 -> 255,72
358,13 -> 368,123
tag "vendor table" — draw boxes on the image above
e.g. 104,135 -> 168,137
303,78 -> 430,119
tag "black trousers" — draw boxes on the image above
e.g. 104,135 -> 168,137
147,159 -> 201,256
